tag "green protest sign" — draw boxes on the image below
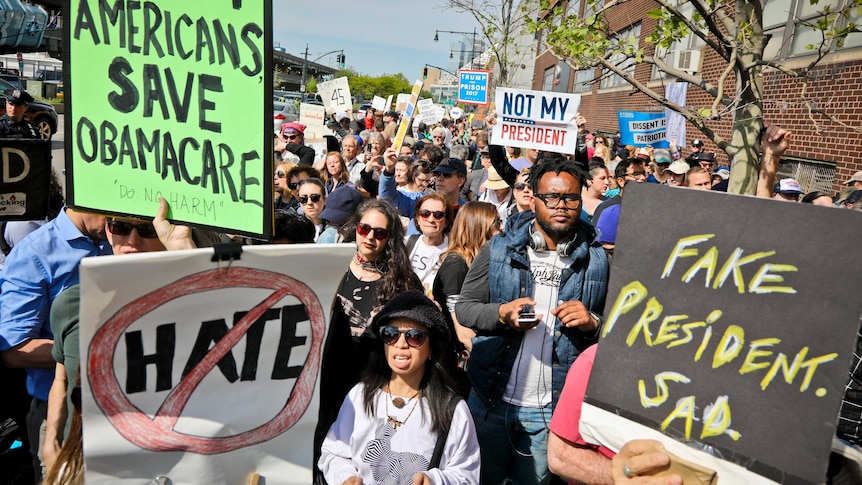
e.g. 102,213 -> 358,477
66,0 -> 273,237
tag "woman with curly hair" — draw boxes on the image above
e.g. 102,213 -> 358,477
313,199 -> 421,483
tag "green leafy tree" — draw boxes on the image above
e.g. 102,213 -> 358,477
532,0 -> 862,194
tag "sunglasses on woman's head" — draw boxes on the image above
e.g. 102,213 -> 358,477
418,209 -> 445,221
380,326 -> 428,348
107,220 -> 159,238
298,194 -> 322,204
356,222 -> 390,240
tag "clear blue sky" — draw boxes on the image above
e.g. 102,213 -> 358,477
272,1 -> 481,79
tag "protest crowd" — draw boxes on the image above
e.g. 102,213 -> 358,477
3,87 -> 862,485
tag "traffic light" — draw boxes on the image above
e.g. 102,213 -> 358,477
338,54 -> 345,68
423,67 -> 428,79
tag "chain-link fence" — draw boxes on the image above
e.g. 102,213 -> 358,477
777,157 -> 837,194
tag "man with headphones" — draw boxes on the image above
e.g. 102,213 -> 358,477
456,155 -> 610,485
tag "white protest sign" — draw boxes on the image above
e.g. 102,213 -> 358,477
385,95 -> 393,112
299,103 -> 326,139
395,93 -> 411,112
371,95 -> 387,111
416,98 -> 434,114
79,245 -> 354,485
491,88 -> 581,154
317,77 -> 352,113
450,106 -> 463,120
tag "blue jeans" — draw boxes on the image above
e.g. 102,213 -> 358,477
468,391 -> 553,485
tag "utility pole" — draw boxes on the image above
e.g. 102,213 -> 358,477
300,44 -> 309,92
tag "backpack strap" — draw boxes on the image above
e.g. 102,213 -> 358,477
429,395 -> 464,469
405,234 -> 421,255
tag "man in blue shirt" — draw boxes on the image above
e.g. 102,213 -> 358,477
0,207 -> 111,483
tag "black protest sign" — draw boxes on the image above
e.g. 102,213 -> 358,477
585,183 -> 862,484
65,0 -> 273,238
0,139 -> 51,221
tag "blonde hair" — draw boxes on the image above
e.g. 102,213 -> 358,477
440,201 -> 499,266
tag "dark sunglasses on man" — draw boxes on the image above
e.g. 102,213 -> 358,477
106,220 -> 159,239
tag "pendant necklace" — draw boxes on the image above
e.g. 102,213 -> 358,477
385,389 -> 421,430
386,385 -> 420,409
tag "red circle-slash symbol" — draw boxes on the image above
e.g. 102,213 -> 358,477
88,267 -> 325,454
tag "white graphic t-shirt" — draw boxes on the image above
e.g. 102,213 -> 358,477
407,235 -> 448,294
503,247 -> 570,407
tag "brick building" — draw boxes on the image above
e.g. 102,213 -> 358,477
532,0 -> 862,194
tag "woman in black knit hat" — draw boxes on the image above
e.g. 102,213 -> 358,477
318,290 -> 480,485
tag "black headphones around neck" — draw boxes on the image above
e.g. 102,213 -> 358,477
529,224 -> 577,258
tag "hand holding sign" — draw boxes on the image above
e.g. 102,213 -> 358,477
317,77 -> 352,114
611,440 -> 680,485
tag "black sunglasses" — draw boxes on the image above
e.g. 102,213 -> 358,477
299,194 -> 322,204
276,171 -> 285,178
107,220 -> 159,238
356,222 -> 390,240
418,209 -> 445,221
380,326 -> 429,348
513,182 -> 529,191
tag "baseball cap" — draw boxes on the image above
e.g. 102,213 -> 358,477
774,178 -> 802,195
433,157 -> 467,175
692,139 -> 704,148
654,150 -> 672,165
663,160 -> 689,175
336,112 -> 350,122
844,170 -> 862,185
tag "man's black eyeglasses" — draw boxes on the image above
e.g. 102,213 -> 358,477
107,221 -> 159,239
534,193 -> 581,210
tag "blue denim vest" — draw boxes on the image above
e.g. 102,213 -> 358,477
467,212 -> 609,410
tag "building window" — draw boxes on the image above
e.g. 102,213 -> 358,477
542,65 -> 556,91
572,69 -> 595,93
763,0 -> 856,60
600,23 -> 641,89
651,3 -> 705,79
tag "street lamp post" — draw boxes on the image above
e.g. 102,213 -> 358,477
434,28 -> 478,70
300,47 -> 344,92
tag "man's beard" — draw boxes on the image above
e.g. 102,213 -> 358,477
537,216 -> 576,241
